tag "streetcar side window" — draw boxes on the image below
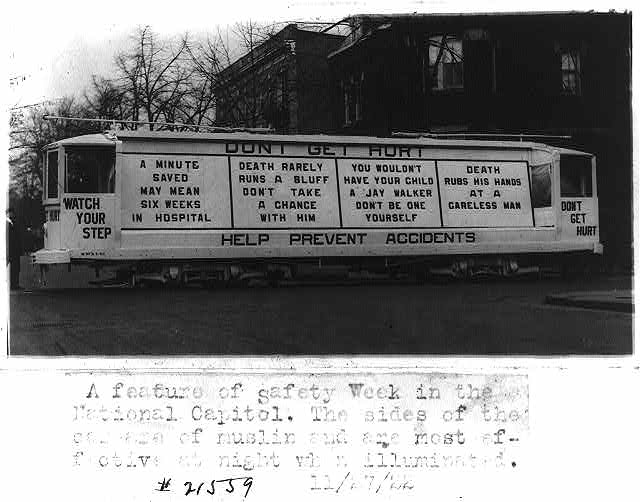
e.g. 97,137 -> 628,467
65,147 -> 116,193
560,155 -> 592,197
47,150 -> 59,199
530,163 -> 552,208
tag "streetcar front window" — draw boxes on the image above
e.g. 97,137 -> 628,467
65,147 -> 115,193
47,150 -> 59,199
560,155 -> 592,197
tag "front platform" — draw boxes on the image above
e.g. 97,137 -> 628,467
32,249 -> 71,265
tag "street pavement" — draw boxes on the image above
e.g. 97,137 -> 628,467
7,258 -> 633,356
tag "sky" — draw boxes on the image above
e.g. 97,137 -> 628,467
5,0 -> 387,108
5,0 -> 632,109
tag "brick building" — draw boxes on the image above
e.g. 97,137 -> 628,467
215,24 -> 344,133
328,12 -> 632,269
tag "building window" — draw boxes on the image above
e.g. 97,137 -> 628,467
277,70 -> 288,111
264,70 -> 289,130
427,35 -> 464,90
284,39 -> 296,55
343,73 -> 363,126
560,49 -> 581,95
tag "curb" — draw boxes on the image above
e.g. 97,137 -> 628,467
545,291 -> 633,313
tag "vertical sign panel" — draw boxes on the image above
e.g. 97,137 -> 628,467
560,198 -> 598,239
337,159 -> 441,227
60,195 -> 116,249
439,160 -> 533,227
121,155 -> 231,228
229,157 -> 340,228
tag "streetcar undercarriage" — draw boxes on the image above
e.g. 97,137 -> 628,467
35,253 -> 598,288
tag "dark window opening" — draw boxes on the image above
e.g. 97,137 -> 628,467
427,35 -> 464,90
560,155 -> 592,197
530,163 -> 552,208
560,49 -> 581,95
65,147 -> 116,194
277,70 -> 288,111
47,150 -> 59,199
343,73 -> 363,126
262,69 -> 290,131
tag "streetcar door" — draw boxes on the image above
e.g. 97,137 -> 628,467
59,146 -> 117,251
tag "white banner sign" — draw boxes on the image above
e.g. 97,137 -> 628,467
438,161 -> 534,228
337,159 -> 441,227
121,155 -> 231,228
120,151 -> 534,232
229,157 -> 340,228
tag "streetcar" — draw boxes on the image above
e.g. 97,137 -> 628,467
33,123 -> 601,285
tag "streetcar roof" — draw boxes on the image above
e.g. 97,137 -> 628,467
45,132 -> 117,149
553,146 -> 593,157
44,130 -> 593,157
112,129 -> 592,154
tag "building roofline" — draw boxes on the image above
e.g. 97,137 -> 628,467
218,23 -> 344,77
328,10 -> 628,58
342,10 -> 627,20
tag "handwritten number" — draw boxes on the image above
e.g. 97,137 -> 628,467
178,477 -> 252,497
184,482 -> 206,496
243,477 -> 253,498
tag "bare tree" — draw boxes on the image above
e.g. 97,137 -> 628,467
83,76 -> 128,122
83,23 -> 286,131
202,21 -> 291,130
179,35 -> 226,128
112,26 -> 210,130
